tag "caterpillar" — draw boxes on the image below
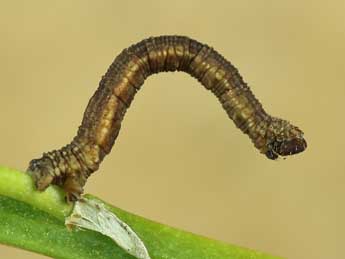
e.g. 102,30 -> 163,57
27,35 -> 307,202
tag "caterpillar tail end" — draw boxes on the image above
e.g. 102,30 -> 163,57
27,156 -> 82,203
27,157 -> 55,191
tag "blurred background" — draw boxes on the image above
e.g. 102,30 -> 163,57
0,1 -> 344,259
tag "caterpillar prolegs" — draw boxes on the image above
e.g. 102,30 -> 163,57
27,36 -> 307,202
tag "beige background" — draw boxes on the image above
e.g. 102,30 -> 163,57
0,1 -> 343,259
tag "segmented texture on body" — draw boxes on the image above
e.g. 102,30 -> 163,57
27,36 -> 307,201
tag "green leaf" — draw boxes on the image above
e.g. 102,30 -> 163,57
0,166 -> 285,259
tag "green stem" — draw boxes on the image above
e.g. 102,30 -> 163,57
0,166 -> 284,259
0,166 -> 71,219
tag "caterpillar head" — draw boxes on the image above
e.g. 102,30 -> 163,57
264,118 -> 307,160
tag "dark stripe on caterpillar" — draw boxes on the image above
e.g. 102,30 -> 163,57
27,35 -> 307,202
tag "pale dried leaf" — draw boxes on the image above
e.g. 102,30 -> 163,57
65,198 -> 151,259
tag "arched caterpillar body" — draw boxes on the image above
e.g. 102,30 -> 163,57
27,36 -> 307,201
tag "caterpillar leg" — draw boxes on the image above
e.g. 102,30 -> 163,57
63,174 -> 85,202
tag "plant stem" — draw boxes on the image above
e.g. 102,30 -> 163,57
0,166 -> 284,259
0,166 -> 71,219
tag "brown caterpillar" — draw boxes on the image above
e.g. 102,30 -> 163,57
27,35 -> 307,202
